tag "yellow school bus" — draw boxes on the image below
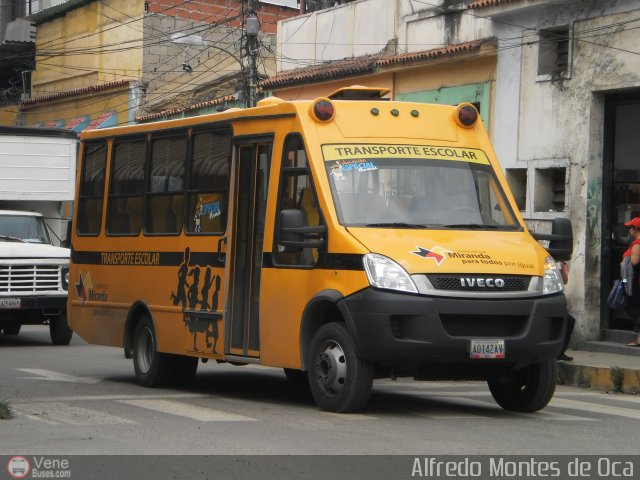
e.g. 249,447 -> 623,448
69,86 -> 572,413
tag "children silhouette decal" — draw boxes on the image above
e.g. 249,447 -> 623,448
172,247 -> 223,355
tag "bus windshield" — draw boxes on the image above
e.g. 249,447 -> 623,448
0,214 -> 51,243
324,154 -> 520,230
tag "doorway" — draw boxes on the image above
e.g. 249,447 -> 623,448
602,92 -> 640,331
226,140 -> 272,357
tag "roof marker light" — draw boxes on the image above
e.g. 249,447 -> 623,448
391,109 -> 399,117
310,98 -> 335,122
455,103 -> 479,127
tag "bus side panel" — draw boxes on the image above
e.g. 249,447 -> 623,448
68,299 -> 126,347
69,238 -> 226,358
259,268 -> 369,369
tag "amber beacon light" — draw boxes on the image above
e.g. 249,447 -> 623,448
455,103 -> 479,128
310,98 -> 335,122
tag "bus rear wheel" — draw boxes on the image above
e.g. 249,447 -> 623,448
307,322 -> 373,413
133,315 -> 197,387
50,312 -> 73,345
487,360 -> 557,412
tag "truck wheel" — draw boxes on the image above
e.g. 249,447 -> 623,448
3,324 -> 21,335
49,312 -> 73,345
488,360 -> 557,412
307,323 -> 373,413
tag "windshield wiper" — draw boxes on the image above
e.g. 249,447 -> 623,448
444,223 -> 500,230
364,222 -> 427,229
0,234 -> 25,242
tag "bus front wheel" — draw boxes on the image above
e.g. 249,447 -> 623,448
307,322 -> 373,413
487,360 -> 557,412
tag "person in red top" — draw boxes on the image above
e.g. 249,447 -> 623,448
622,216 -> 640,346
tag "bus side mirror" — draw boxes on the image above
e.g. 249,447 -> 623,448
532,218 -> 573,262
278,209 -> 326,253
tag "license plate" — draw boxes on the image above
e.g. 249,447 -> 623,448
0,298 -> 21,309
470,339 -> 505,359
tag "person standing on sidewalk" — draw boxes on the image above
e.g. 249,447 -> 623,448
557,260 -> 575,361
622,217 -> 640,347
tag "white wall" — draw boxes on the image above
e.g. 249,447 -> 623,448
278,0 -> 398,71
0,135 -> 77,201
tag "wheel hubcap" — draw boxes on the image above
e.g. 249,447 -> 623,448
135,326 -> 154,374
314,340 -> 347,395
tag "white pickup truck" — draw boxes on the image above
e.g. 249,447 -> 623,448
0,210 -> 72,345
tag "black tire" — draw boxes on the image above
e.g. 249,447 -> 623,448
488,360 -> 557,412
133,315 -> 197,387
49,312 -> 73,345
283,368 -> 308,385
307,323 -> 373,413
2,324 -> 21,335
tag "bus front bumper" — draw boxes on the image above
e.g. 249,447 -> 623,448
339,288 -> 567,378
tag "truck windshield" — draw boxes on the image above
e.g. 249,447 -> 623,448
324,154 -> 520,230
0,215 -> 51,243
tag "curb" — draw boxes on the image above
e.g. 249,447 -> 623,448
557,362 -> 640,394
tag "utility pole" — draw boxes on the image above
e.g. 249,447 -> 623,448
245,0 -> 260,108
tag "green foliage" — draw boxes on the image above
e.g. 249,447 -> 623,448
610,367 -> 624,393
0,399 -> 12,419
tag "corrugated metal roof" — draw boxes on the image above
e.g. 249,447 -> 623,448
25,0 -> 94,25
261,41 -> 485,89
21,79 -> 134,106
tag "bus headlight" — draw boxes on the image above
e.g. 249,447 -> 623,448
363,253 -> 418,294
543,256 -> 563,295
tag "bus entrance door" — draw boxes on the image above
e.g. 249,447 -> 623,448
226,141 -> 271,358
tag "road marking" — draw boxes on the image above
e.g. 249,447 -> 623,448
118,399 -> 257,422
551,398 -> 640,420
322,412 -> 377,420
17,368 -> 101,384
13,402 -> 136,426
393,391 -> 595,421
22,393 -> 212,403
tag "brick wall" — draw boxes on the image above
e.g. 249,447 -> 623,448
146,0 -> 299,34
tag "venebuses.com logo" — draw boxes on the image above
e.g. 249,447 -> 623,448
6,456 -> 71,478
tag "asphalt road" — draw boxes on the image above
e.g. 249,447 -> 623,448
2,326 -> 640,461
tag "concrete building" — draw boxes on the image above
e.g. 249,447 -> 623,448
266,0 -> 640,345
12,0 -> 298,129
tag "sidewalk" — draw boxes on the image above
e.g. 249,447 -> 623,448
557,349 -> 640,393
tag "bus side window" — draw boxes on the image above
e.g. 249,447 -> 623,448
146,135 -> 186,234
274,134 -> 323,267
77,142 -> 107,235
187,130 -> 231,234
107,138 -> 146,235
